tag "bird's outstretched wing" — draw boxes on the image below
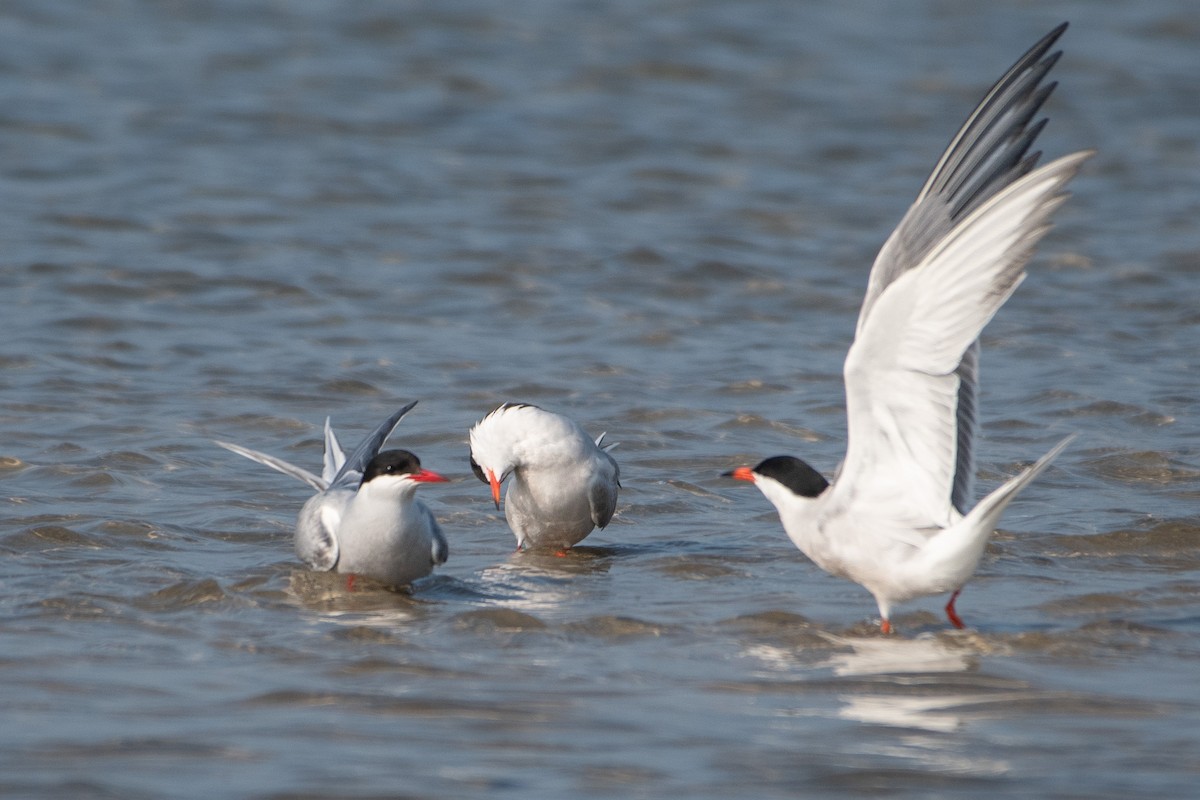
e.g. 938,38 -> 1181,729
833,24 -> 1090,526
215,440 -> 327,492
328,400 -> 419,490
858,23 -> 1069,323
836,150 -> 1090,527
843,24 -> 1078,523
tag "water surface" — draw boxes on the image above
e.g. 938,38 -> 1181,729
3,2 -> 1199,798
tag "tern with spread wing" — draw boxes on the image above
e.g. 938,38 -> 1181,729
725,24 -> 1090,633
469,403 -> 620,552
216,401 -> 449,588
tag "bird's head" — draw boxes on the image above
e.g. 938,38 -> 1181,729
468,404 -> 536,508
724,456 -> 829,505
360,449 -> 448,494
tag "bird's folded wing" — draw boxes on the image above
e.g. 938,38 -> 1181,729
427,510 -> 449,566
295,492 -> 344,572
589,454 -> 620,529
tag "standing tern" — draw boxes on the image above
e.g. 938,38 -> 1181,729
468,403 -> 620,552
216,401 -> 449,588
725,23 -> 1090,633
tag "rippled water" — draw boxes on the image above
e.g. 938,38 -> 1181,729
3,1 -> 1199,798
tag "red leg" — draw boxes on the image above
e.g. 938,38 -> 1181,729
880,618 -> 893,635
554,548 -> 571,558
945,589 -> 965,629
345,573 -> 357,592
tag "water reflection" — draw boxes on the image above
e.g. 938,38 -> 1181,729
473,546 -> 618,614
287,569 -> 429,622
837,694 -> 970,733
819,633 -> 982,677
746,632 -> 1023,736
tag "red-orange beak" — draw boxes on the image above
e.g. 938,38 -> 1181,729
723,466 -> 756,482
411,469 -> 449,483
488,469 -> 502,509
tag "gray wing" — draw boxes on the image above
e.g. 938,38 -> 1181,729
425,507 -> 449,567
858,23 -> 1068,327
588,452 -> 620,529
951,340 -> 979,514
329,400 -> 419,490
295,490 -> 345,571
215,440 -> 327,492
837,152 -> 1091,529
837,24 -> 1082,526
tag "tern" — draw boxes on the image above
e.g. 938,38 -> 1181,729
216,401 -> 449,588
468,403 -> 620,552
725,23 -> 1090,633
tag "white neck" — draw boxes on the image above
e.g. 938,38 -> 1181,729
754,475 -> 823,549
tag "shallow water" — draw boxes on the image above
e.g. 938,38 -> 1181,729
3,1 -> 1200,798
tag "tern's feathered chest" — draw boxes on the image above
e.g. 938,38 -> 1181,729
335,482 -> 436,586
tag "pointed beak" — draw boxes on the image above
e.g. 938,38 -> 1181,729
488,469 -> 502,509
722,466 -> 756,482
411,469 -> 449,483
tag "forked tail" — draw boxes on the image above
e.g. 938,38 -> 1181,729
916,434 -> 1074,590
965,434 -> 1075,534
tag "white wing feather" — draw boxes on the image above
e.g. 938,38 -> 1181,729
214,440 -> 327,492
322,417 -> 346,485
835,152 -> 1090,527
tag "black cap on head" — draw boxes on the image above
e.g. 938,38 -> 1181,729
469,455 -> 487,484
753,456 -> 829,498
362,449 -> 423,484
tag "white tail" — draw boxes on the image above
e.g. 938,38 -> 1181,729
965,434 -> 1075,534
915,434 -> 1074,590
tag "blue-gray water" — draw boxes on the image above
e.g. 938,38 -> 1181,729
3,2 -> 1199,798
